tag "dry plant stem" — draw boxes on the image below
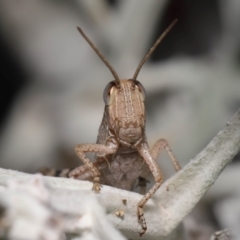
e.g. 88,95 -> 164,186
0,109 -> 239,239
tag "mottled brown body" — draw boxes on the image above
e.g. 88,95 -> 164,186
40,149 -> 148,192
43,20 -> 181,237
70,79 -> 150,190
75,150 -> 148,191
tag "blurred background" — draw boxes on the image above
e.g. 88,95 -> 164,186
0,0 -> 239,239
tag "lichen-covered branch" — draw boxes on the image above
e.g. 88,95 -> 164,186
0,109 -> 240,240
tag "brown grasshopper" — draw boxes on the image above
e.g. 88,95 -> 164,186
68,19 -> 181,236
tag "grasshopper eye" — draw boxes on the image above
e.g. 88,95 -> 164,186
135,80 -> 146,101
103,81 -> 115,105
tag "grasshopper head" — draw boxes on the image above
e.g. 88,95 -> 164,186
103,79 -> 146,145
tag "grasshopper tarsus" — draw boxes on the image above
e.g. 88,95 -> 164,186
138,206 -> 147,236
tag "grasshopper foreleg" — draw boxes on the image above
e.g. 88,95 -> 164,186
136,140 -> 181,236
69,140 -> 118,192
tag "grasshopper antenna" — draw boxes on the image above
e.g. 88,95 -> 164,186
132,19 -> 178,81
77,27 -> 120,83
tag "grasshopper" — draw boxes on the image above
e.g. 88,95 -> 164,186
59,19 -> 181,236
